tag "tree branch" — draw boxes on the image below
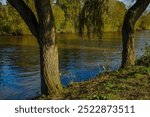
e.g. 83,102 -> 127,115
122,0 -> 150,40
125,0 -> 150,25
7,0 -> 39,38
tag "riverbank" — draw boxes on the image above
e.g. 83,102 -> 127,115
38,46 -> 150,100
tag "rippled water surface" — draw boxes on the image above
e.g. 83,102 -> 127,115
0,31 -> 150,99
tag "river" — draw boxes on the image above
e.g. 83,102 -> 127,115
0,31 -> 150,99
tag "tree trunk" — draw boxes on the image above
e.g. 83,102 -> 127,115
122,15 -> 136,68
8,0 -> 63,95
40,43 -> 62,95
121,0 -> 150,68
34,0 -> 62,95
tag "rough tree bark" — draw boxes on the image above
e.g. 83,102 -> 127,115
7,0 -> 62,95
121,0 -> 150,68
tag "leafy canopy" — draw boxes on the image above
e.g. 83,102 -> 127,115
78,0 -> 109,38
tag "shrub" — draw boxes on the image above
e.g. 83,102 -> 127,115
137,44 -> 150,67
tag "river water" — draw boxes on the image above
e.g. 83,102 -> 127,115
0,31 -> 150,99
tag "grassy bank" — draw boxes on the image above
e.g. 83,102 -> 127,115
38,46 -> 150,100
38,66 -> 150,100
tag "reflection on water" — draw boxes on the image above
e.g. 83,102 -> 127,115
0,31 -> 150,99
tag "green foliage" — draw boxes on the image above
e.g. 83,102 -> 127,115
57,0 -> 82,20
104,0 -> 126,32
78,0 -> 108,38
1,0 -> 150,35
53,4 -> 65,32
0,4 -> 30,35
57,0 -> 83,33
60,20 -> 75,33
137,44 -> 150,67
136,13 -> 150,30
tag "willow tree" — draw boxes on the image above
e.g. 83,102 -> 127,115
78,0 -> 108,38
7,0 -> 62,95
57,0 -> 84,33
121,0 -> 150,68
